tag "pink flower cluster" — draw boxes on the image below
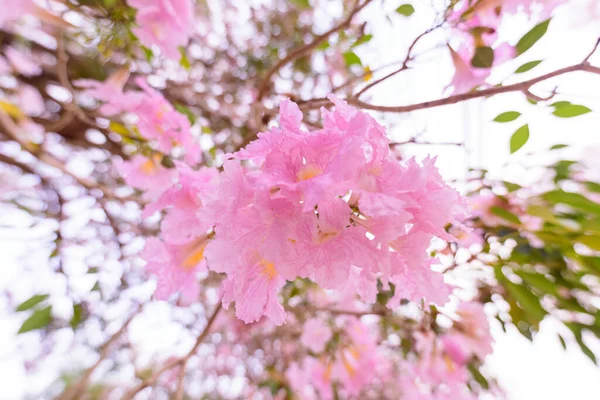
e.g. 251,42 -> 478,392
289,318 -> 384,399
401,302 -> 494,399
127,0 -> 195,59
76,72 -> 201,196
137,96 -> 467,325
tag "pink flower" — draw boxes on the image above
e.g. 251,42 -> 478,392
0,0 -> 72,27
75,68 -> 134,115
158,97 -> 466,324
141,236 -> 207,302
128,0 -> 195,59
18,85 -> 45,116
306,358 -> 334,400
130,78 -> 200,164
301,318 -> 333,353
144,162 -> 217,243
5,47 -> 42,77
118,154 -> 176,199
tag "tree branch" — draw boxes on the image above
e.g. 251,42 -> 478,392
122,302 -> 222,399
299,62 -> 600,113
255,0 -> 373,100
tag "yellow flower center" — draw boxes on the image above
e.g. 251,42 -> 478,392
297,164 -> 322,181
182,241 -> 207,271
444,354 -> 456,373
141,159 -> 156,174
259,259 -> 278,280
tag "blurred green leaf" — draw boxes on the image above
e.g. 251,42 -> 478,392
179,47 -> 191,69
174,103 -> 196,125
471,46 -> 494,68
352,34 -> 373,48
516,19 -> 551,55
558,334 -> 567,350
490,206 -> 521,224
516,271 -> 559,296
543,190 -> 600,215
343,51 -> 362,67
395,4 -> 415,16
289,0 -> 310,8
16,294 -> 49,312
567,324 -> 597,364
552,104 -> 592,118
18,306 -> 52,334
70,304 -> 84,329
515,60 -> 543,74
577,236 -> 600,251
493,111 -> 521,122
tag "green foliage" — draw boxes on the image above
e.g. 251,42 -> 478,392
351,34 -> 373,48
493,111 -> 521,123
515,60 -> 543,74
510,124 -> 529,153
289,0 -> 310,9
395,4 -> 415,16
16,294 -> 49,312
552,103 -> 592,118
516,19 -> 551,55
19,306 -> 52,334
343,51 -> 362,67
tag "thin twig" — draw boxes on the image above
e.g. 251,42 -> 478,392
122,302 -> 222,399
355,22 -> 444,98
298,62 -> 600,113
59,307 -> 141,400
255,0 -> 373,100
0,109 -> 134,201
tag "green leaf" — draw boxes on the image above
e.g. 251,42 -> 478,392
467,363 -> 490,390
179,48 -> 191,70
550,144 -> 568,150
550,101 -> 571,109
342,51 -> 362,67
289,0 -> 310,8
16,294 -> 49,312
577,236 -> 600,251
70,304 -> 84,329
558,334 -> 567,350
18,306 -> 52,334
543,190 -> 600,215
516,19 -> 551,55
395,4 -> 415,16
493,111 -> 521,122
515,60 -> 543,73
505,280 -> 547,322
490,206 -> 521,225
552,104 -> 592,118
141,46 -> 153,62
174,103 -> 196,125
510,124 -> 529,154
316,40 -> 330,51
471,46 -> 494,68
516,271 -> 559,296
351,34 -> 373,48
568,324 -> 597,364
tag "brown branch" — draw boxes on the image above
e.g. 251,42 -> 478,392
59,307 -> 140,400
299,62 -> 600,113
355,23 -> 443,98
0,109 -> 134,201
255,0 -> 373,100
122,302 -> 222,399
